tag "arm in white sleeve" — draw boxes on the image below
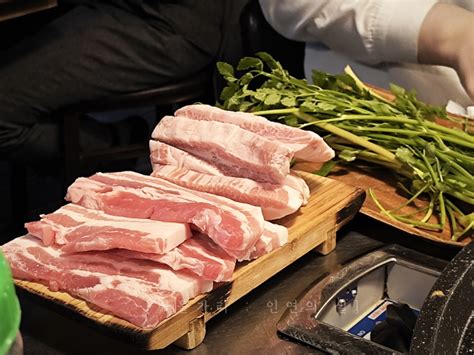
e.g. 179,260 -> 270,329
258,0 -> 436,65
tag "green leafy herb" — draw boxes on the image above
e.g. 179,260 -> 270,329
217,52 -> 474,241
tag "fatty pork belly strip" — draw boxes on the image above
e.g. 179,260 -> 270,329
116,233 -> 236,282
66,171 -> 265,259
151,164 -> 303,220
175,104 -> 335,162
239,222 -> 289,261
115,222 -> 288,280
149,140 -> 310,203
149,140 -> 222,176
25,204 -> 191,255
151,116 -> 293,183
2,235 -> 212,329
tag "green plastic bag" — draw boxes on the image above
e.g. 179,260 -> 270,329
0,250 -> 20,355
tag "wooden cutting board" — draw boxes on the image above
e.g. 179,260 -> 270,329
14,172 -> 364,350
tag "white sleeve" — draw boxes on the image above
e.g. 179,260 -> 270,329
258,0 -> 437,65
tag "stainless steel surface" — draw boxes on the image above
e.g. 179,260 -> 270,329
15,215 -> 459,355
386,262 -> 439,309
335,285 -> 357,313
277,244 -> 447,354
318,264 -> 386,330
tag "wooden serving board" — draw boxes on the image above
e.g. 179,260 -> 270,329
343,85 -> 472,246
296,162 -> 472,247
14,172 -> 364,350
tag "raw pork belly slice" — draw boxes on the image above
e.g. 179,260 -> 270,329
239,222 -> 289,261
151,164 -> 303,220
149,140 -> 222,176
2,235 -> 212,328
149,140 -> 310,203
116,233 -> 236,282
151,115 -> 293,183
66,171 -> 264,259
175,104 -> 335,162
285,173 -> 310,204
117,222 -> 288,280
25,204 -> 191,255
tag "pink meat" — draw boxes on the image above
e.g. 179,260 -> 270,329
25,204 -> 191,255
149,140 -> 310,203
151,116 -> 293,183
2,235 -> 212,329
240,222 -> 289,261
149,140 -> 222,176
151,165 -> 303,220
114,222 -> 288,280
284,173 -> 310,204
116,233 -> 236,282
175,104 -> 335,162
66,171 -> 264,259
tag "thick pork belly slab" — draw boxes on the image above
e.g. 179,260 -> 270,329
175,104 -> 335,162
239,222 -> 288,261
116,233 -> 236,282
66,171 -> 264,259
115,222 -> 288,280
149,140 -> 223,176
25,204 -> 191,254
149,140 -> 310,203
2,235 -> 212,329
151,116 -> 293,183
284,173 -> 310,204
151,165 -> 304,220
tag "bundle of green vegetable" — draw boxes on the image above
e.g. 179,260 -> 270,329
217,52 -> 474,241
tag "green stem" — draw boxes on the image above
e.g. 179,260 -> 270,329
453,221 -> 474,241
389,184 -> 430,213
340,126 -> 421,136
329,143 -> 394,163
363,134 -> 415,146
445,176 -> 474,191
446,189 -> 474,204
344,66 -> 394,105
442,149 -> 474,167
438,192 -> 446,229
254,108 -> 474,148
446,204 -> 458,236
421,195 -> 435,223
300,115 -> 474,147
432,134 -> 474,148
369,189 -> 442,230
295,111 -> 400,163
339,126 -> 474,149
435,151 -> 474,180
418,146 -> 440,187
434,156 -> 444,183
398,206 -> 429,218
253,108 -> 299,116
446,198 -> 464,214
425,121 -> 474,145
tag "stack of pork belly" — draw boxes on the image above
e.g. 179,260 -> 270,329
2,105 -> 334,329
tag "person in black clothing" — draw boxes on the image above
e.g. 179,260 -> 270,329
0,0 -> 247,166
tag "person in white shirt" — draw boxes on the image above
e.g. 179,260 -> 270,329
259,0 -> 474,107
